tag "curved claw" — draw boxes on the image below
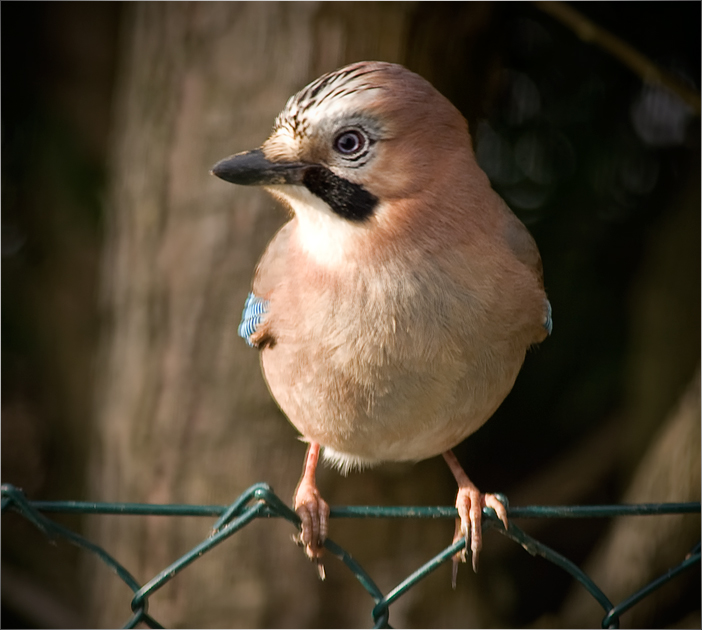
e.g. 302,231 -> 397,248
453,489 -> 508,577
294,487 -> 329,561
443,450 -> 509,586
484,494 -> 509,531
293,442 -> 329,580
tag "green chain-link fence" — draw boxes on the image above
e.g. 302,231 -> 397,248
2,482 -> 699,628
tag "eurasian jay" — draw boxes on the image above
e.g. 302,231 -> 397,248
212,61 -> 552,581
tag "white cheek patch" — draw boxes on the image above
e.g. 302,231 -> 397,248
265,184 -> 364,267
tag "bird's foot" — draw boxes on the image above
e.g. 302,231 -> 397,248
293,454 -> 329,580
451,485 -> 508,583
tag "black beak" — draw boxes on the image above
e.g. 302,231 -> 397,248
211,149 -> 308,186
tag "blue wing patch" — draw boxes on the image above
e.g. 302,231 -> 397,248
238,293 -> 269,347
543,299 -> 553,336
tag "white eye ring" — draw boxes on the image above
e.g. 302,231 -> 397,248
333,129 -> 366,155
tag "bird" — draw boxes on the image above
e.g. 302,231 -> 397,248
212,61 -> 552,582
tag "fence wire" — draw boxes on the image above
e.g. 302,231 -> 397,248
2,482 -> 699,629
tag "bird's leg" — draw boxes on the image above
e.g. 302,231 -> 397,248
442,450 -> 508,583
293,441 -> 330,580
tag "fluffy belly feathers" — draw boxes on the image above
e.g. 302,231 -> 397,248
259,275 -> 527,470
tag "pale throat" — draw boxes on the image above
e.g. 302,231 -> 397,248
266,184 -> 365,268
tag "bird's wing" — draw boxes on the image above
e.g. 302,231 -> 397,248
238,220 -> 295,348
499,199 -> 543,281
238,293 -> 269,347
498,198 -> 552,336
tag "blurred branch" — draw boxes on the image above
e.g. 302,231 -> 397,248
534,1 -> 701,115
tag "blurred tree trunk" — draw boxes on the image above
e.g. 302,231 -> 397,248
87,3 -> 505,627
561,366 -> 701,628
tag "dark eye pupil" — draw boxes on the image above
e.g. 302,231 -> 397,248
335,130 -> 363,155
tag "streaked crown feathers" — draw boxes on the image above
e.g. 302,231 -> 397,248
273,63 -> 388,141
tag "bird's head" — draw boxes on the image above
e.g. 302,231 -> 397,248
212,62 -> 482,265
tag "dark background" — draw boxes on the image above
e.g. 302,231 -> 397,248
2,2 -> 700,628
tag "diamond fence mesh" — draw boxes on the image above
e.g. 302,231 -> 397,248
1,482 -> 699,629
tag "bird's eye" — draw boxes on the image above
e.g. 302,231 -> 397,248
333,129 -> 366,156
